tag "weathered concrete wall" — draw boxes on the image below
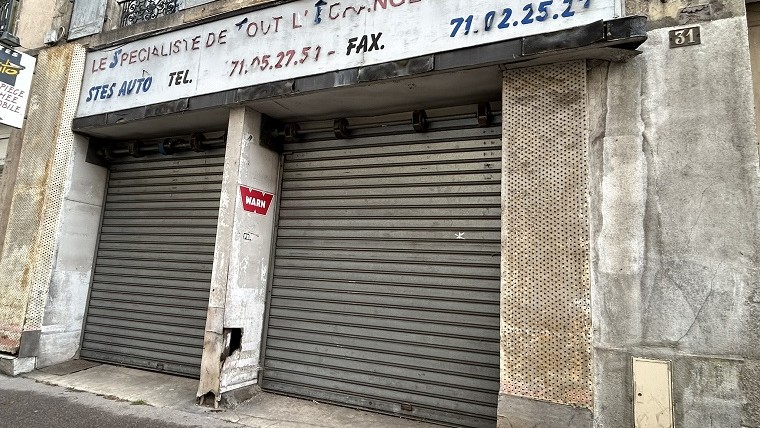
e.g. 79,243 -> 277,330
197,107 -> 280,401
0,44 -> 87,356
16,0 -> 73,50
748,5 -> 760,158
15,0 -> 57,49
625,0 -> 745,30
590,15 -> 760,428
36,134 -> 107,368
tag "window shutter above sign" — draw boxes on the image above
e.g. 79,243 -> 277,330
182,0 -> 214,10
68,0 -> 107,40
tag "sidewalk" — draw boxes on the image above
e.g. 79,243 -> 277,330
20,361 -> 439,428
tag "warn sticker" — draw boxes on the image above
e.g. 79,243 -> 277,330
240,185 -> 274,216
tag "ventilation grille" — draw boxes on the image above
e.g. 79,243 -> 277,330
501,61 -> 591,407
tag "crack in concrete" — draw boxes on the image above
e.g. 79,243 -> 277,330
568,409 -> 579,427
668,268 -> 701,314
686,183 -> 717,249
677,260 -> 725,343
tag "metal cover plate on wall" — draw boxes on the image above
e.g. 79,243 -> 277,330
501,61 -> 592,407
633,358 -> 674,428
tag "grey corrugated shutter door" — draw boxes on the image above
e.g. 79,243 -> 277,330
80,148 -> 225,378
262,117 -> 502,428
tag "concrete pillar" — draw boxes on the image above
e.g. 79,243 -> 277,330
36,133 -> 107,368
198,107 -> 281,403
499,60 -> 592,428
0,44 -> 89,364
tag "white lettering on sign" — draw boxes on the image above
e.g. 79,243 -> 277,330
77,0 -> 619,117
245,196 -> 267,209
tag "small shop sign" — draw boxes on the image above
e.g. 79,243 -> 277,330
0,47 -> 36,129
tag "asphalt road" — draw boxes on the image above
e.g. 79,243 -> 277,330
0,375 -> 239,428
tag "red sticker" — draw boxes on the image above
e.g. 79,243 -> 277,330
240,185 -> 274,215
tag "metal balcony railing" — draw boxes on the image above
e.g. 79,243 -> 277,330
119,0 -> 182,27
0,0 -> 19,47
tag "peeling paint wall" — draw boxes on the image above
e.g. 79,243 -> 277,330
198,107 -> 280,400
220,110 -> 280,393
15,0 -> 74,50
0,45 -> 87,356
625,0 -> 745,30
590,14 -> 760,428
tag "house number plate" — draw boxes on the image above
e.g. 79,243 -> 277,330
669,26 -> 701,48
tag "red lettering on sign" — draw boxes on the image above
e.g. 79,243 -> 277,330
240,185 -> 274,215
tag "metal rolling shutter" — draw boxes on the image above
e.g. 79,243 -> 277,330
80,148 -> 225,378
262,113 -> 502,428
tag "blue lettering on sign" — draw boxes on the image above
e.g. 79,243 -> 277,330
108,49 -> 122,69
448,0 -> 591,37
314,0 -> 327,24
85,76 -> 153,102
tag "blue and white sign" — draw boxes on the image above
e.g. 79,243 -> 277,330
0,48 -> 36,129
77,0 -> 620,117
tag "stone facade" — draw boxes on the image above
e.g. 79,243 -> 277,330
0,0 -> 757,427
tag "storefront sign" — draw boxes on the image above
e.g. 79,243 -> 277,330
77,0 -> 619,117
240,185 -> 274,215
0,48 -> 36,129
